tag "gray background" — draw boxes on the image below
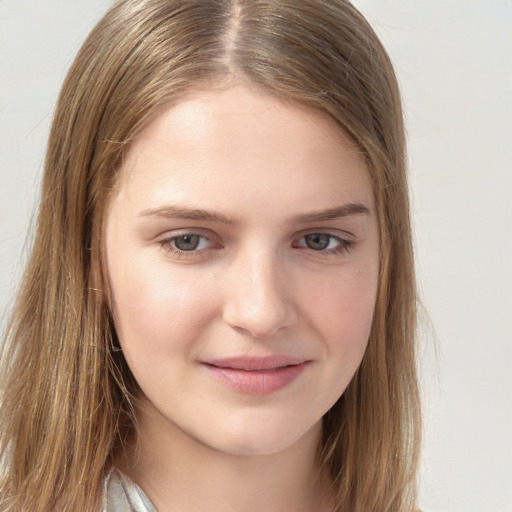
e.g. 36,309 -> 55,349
1,1 -> 511,511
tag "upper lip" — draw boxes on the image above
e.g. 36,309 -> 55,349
203,355 -> 308,371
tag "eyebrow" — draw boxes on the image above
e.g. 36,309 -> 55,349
292,202 -> 370,223
138,205 -> 239,224
138,202 -> 370,225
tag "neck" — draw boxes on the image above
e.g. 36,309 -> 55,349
118,403 -> 333,512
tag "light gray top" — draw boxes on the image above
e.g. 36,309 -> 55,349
103,468 -> 157,512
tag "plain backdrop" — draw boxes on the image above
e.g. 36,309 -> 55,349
1,2 -> 511,511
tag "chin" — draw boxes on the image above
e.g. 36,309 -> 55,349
211,439 -> 298,458
202,419 -> 322,458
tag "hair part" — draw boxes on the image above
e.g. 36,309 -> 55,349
0,1 -> 421,510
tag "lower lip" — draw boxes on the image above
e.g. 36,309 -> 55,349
203,362 -> 309,395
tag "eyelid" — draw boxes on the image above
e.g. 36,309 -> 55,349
296,227 -> 356,242
157,227 -> 219,242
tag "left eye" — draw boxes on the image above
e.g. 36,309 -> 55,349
297,233 -> 343,251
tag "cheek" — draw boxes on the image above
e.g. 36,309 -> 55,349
301,264 -> 378,361
109,259 -> 217,362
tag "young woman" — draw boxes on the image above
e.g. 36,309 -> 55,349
0,1 -> 421,511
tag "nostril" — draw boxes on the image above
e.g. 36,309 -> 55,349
223,301 -> 297,340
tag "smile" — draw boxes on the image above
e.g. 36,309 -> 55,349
202,356 -> 310,395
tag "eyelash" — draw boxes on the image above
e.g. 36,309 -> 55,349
159,232 -> 355,259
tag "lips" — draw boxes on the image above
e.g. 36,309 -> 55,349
202,356 -> 310,395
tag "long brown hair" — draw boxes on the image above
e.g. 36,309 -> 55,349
0,1 -> 421,510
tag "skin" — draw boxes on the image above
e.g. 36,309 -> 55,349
105,85 -> 380,511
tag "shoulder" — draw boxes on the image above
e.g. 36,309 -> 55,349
102,468 -> 157,512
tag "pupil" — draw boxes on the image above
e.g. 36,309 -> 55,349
175,235 -> 200,251
305,233 -> 329,250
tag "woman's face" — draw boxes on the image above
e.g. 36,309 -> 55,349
105,86 -> 379,456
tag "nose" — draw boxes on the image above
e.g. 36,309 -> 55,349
222,251 -> 297,339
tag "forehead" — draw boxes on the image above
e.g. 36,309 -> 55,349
111,85 -> 373,216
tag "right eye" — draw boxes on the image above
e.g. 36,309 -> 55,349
159,233 -> 216,256
171,234 -> 203,251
